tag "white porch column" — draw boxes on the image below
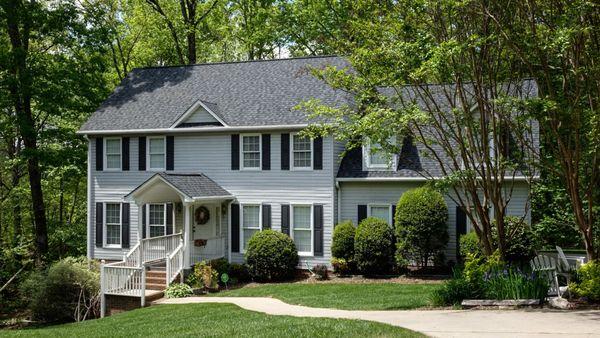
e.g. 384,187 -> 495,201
183,202 -> 191,268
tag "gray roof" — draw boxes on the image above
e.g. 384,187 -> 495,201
158,173 -> 231,198
127,172 -> 232,199
80,56 -> 352,132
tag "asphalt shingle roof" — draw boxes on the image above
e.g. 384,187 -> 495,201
80,56 -> 351,131
157,173 -> 231,198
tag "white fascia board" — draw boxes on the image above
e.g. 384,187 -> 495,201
336,176 -> 537,182
77,124 -> 309,135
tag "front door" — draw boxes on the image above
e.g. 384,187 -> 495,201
193,204 -> 218,240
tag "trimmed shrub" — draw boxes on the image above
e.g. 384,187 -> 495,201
209,257 -> 230,276
165,283 -> 193,298
354,217 -> 395,275
570,261 -> 600,302
20,257 -> 100,323
246,230 -> 299,282
312,264 -> 329,280
460,231 -> 483,259
331,221 -> 356,261
395,187 -> 449,268
228,263 -> 251,283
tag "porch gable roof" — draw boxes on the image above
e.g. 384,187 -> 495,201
125,172 -> 233,203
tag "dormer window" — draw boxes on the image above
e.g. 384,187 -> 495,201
364,139 -> 396,170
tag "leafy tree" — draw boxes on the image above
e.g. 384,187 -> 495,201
301,0 -> 538,259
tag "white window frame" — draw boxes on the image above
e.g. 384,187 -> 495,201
290,204 -> 313,256
103,202 -> 122,248
290,133 -> 313,170
146,203 -> 167,238
104,137 -> 122,171
147,136 -> 166,171
367,203 -> 393,225
364,139 -> 397,171
240,204 -> 262,253
240,134 -> 262,170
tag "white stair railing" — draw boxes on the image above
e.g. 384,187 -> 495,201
166,242 -> 184,286
100,232 -> 183,317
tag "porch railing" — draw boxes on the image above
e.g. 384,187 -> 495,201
190,236 -> 226,263
100,233 -> 183,317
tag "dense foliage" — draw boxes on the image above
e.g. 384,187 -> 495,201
459,232 -> 483,260
497,217 -> 540,264
331,221 -> 356,261
245,230 -> 299,282
570,261 -> 600,302
354,217 -> 395,275
20,257 -> 100,323
395,187 -> 448,268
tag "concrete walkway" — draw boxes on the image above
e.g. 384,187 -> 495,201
155,297 -> 600,337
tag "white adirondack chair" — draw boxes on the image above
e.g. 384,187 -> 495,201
530,254 -> 567,298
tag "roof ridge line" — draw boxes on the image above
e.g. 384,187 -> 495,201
132,55 -> 342,71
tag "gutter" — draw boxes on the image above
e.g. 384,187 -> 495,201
336,176 -> 538,182
77,124 -> 309,136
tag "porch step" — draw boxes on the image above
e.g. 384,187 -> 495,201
146,282 -> 166,290
146,276 -> 166,284
146,271 -> 166,279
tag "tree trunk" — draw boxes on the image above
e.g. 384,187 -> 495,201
4,0 -> 49,264
186,31 -> 196,64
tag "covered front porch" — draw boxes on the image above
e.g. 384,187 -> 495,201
126,172 -> 233,268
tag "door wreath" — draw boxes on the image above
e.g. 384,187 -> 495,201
195,206 -> 210,225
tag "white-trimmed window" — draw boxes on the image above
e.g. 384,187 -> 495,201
291,134 -> 312,169
364,140 -> 396,170
241,205 -> 261,250
147,203 -> 166,237
104,203 -> 121,247
291,205 -> 313,255
241,135 -> 261,169
148,137 -> 166,170
105,138 -> 122,170
368,204 -> 392,225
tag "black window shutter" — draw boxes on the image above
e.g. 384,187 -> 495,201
166,136 -> 174,170
142,204 -> 147,239
231,204 -> 240,252
262,134 -> 271,170
281,205 -> 290,235
313,204 -> 324,256
281,133 -> 290,170
166,203 -> 173,235
122,137 -> 130,171
138,137 -> 146,171
95,202 -> 103,247
456,206 -> 467,261
262,204 -> 272,229
357,205 -> 367,224
313,136 -> 323,170
392,205 -> 397,227
121,203 -> 130,248
231,134 -> 240,170
95,138 -> 103,171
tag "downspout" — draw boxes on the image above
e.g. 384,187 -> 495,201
86,136 -> 93,260
227,199 -> 233,263
335,181 -> 341,225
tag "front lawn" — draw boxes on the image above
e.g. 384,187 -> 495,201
0,304 -> 423,338
211,282 -> 441,310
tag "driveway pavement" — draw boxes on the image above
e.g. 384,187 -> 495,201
156,297 -> 600,337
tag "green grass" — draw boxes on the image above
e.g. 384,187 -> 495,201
212,283 -> 441,310
0,304 -> 423,338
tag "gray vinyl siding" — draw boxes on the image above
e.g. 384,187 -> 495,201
89,132 -> 334,268
338,181 -> 531,263
183,107 -> 219,124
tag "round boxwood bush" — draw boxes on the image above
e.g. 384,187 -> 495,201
395,186 -> 448,268
245,230 -> 299,282
331,221 -> 356,261
354,217 -> 395,275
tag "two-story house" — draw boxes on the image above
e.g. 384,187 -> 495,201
79,56 -> 533,313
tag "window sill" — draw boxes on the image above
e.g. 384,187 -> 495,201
103,245 -> 123,249
298,252 -> 313,257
